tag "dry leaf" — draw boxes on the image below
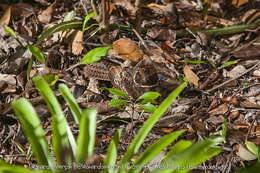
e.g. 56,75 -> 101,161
240,100 -> 260,109
34,0 -> 49,6
232,46 -> 260,60
231,0 -> 248,7
72,30 -> 84,55
183,65 -> 199,87
38,5 -> 53,23
208,104 -> 229,115
113,0 -> 136,18
112,38 -> 143,62
147,28 -> 176,41
236,144 -> 257,161
0,6 -> 11,25
11,2 -> 33,17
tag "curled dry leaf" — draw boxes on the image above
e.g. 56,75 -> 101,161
147,28 -> 176,41
208,104 -> 229,115
0,6 -> 11,25
240,100 -> 260,109
232,46 -> 260,60
72,30 -> 84,55
231,0 -> 248,8
183,65 -> 199,87
112,38 -> 143,62
113,0 -> 136,18
34,0 -> 49,6
236,144 -> 257,161
226,65 -> 246,78
11,2 -> 33,17
38,5 -> 53,23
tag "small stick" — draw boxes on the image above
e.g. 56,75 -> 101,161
132,28 -> 149,51
206,62 -> 260,93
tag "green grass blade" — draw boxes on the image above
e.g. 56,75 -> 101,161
27,45 -> 45,64
163,140 -> 193,161
237,162 -> 260,173
129,130 -> 185,173
4,25 -> 17,38
119,81 -> 188,171
76,109 -> 97,163
33,76 -> 76,165
37,19 -> 82,44
152,137 -> 223,173
79,46 -> 111,64
11,99 -> 53,168
0,160 -> 45,173
59,84 -> 82,124
103,129 -> 123,173
218,60 -> 239,69
100,87 -> 129,99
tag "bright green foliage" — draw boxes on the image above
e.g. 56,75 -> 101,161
119,81 -> 188,172
37,19 -> 83,44
33,77 -> 76,165
28,45 -> 46,64
218,60 -> 239,69
80,46 -> 111,64
129,130 -> 185,173
11,98 -> 54,168
137,91 -> 161,104
108,98 -> 129,107
101,87 -> 129,99
76,109 -> 97,163
139,103 -> 157,113
4,25 -> 17,38
164,140 -> 193,160
6,78 -> 225,173
183,60 -> 209,64
43,74 -> 59,86
59,84 -> 82,124
245,141 -> 259,157
103,129 -> 123,173
82,12 -> 95,31
152,137 -> 224,173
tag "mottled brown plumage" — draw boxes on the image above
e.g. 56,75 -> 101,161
83,57 -> 179,99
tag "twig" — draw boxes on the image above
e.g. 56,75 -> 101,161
132,28 -> 149,51
90,0 -> 100,22
134,0 -> 143,31
206,62 -> 260,93
80,0 -> 88,14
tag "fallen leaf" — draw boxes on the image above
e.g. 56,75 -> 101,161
240,100 -> 260,109
233,122 -> 250,129
231,0 -> 248,8
208,104 -> 229,115
206,115 -> 225,125
147,28 -> 176,41
228,110 -> 240,120
34,0 -> 49,6
38,5 -> 53,23
232,46 -> 260,60
226,65 -> 246,78
11,2 -> 33,17
183,65 -> 199,87
0,6 -> 11,25
113,0 -> 136,18
72,30 -> 84,55
253,70 -> 260,77
112,38 -> 143,62
236,144 -> 257,161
